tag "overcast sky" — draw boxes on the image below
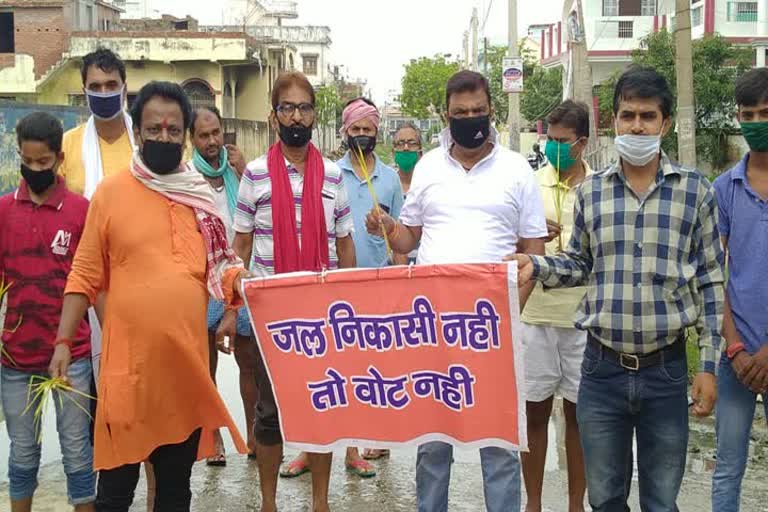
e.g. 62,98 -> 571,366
158,0 -> 563,103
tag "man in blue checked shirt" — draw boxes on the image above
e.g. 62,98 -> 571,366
509,66 -> 725,511
711,67 -> 768,512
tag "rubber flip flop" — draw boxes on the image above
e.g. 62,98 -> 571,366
346,459 -> 377,478
206,454 -> 227,467
280,459 -> 310,478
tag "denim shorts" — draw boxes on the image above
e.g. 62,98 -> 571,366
1,358 -> 96,505
207,298 -> 252,337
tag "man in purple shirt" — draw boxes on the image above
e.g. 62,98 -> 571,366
711,67 -> 768,511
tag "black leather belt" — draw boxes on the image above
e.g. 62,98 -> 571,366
587,335 -> 685,371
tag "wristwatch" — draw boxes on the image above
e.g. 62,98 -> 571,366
726,341 -> 746,360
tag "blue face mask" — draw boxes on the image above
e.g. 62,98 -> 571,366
86,86 -> 124,120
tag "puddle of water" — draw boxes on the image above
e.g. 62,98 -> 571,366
5,366 -> 768,511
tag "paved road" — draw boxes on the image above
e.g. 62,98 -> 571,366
6,414 -> 768,512
3,358 -> 767,511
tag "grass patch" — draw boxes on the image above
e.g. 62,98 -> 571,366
686,328 -> 701,382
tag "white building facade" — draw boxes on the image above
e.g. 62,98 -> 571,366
541,1 -> 767,82
110,0 -> 148,19
535,0 -> 767,131
247,25 -> 332,86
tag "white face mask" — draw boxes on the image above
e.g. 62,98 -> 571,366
614,133 -> 661,167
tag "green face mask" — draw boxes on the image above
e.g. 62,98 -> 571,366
740,121 -> 768,152
545,139 -> 579,172
394,150 -> 420,173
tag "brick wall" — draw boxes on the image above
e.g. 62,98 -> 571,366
0,54 -> 14,71
11,6 -> 68,79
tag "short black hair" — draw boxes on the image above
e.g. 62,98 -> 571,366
190,106 -> 222,135
16,112 -> 63,153
130,81 -> 192,130
547,100 -> 590,138
613,65 -> 674,118
735,68 -> 768,107
81,47 -> 126,85
445,70 -> 491,112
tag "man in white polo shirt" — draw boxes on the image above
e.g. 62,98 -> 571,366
366,70 -> 547,512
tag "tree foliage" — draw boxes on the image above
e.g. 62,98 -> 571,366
400,55 -> 460,120
315,84 -> 341,150
484,44 -> 563,126
596,30 -> 752,168
520,66 -> 563,125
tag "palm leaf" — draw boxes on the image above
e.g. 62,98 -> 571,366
22,376 -> 97,443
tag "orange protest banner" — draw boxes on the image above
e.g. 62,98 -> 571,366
243,262 -> 527,453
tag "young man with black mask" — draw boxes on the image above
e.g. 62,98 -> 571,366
366,69 -> 547,512
232,71 -> 355,512
1,112 -> 94,512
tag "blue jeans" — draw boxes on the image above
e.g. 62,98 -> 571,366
577,340 -> 688,512
1,359 -> 96,505
416,442 -> 521,512
712,356 -> 768,511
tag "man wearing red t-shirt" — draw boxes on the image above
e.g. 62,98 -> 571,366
0,112 -> 95,512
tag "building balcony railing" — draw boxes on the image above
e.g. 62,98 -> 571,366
260,0 -> 298,18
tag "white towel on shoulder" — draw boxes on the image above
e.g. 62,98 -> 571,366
81,112 -> 135,199
81,112 -> 135,379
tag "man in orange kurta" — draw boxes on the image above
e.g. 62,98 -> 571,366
50,81 -> 247,512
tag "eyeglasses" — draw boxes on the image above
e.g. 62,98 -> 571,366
393,139 -> 421,150
276,102 -> 315,118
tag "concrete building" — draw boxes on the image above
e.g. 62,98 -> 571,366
248,25 -> 332,86
380,102 -> 442,144
539,1 -> 675,86
111,0 -> 148,19
119,14 -> 199,32
35,31 -> 292,124
540,1 -> 767,83
0,0 -> 122,97
205,24 -> 332,87
534,0 -> 768,131
0,11 -> 294,152
221,0 -> 298,27
689,0 -> 768,66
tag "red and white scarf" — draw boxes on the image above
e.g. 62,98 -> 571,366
267,142 -> 329,273
130,151 -> 242,299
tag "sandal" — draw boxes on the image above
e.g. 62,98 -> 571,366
345,459 -> 377,478
206,453 -> 226,467
279,458 -> 310,478
362,449 -> 390,460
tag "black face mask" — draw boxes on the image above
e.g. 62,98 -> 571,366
449,115 -> 491,150
21,163 -> 56,195
348,135 -> 377,156
278,122 -> 313,148
141,139 -> 183,175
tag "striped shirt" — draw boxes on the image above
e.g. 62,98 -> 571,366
530,153 -> 725,374
233,154 -> 354,276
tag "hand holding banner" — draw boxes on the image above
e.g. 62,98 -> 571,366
243,263 -> 527,453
